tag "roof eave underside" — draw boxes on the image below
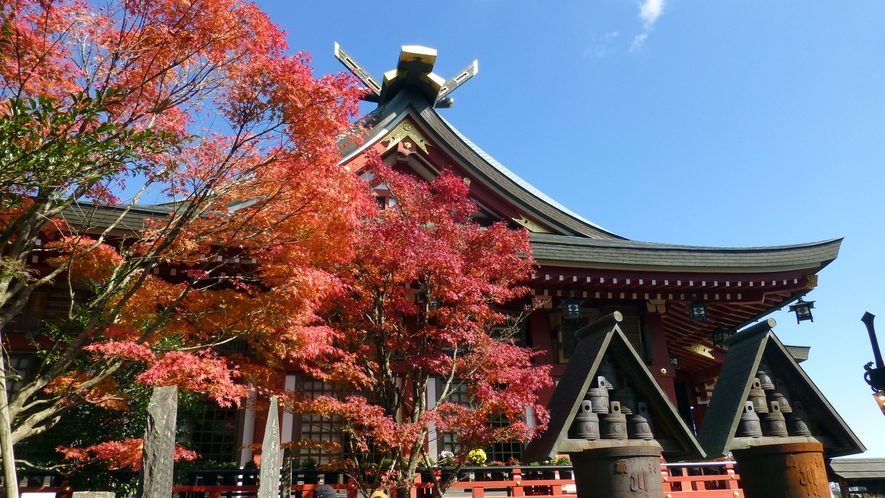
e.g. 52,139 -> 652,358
531,234 -> 842,274
342,90 -> 624,240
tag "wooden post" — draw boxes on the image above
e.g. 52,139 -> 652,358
661,467 -> 672,493
725,463 -> 740,490
511,468 -> 524,498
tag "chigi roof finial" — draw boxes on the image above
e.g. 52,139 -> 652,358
334,43 -> 477,108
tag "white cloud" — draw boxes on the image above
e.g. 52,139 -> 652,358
630,33 -> 648,52
639,0 -> 665,29
586,31 -> 620,58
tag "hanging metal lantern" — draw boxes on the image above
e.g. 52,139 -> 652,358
688,301 -> 708,322
789,299 -> 815,324
709,328 -> 733,348
562,297 -> 583,319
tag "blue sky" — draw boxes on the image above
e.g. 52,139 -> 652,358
256,0 -> 885,457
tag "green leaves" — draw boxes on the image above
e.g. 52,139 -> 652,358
0,87 -> 176,206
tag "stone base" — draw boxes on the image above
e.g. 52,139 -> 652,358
732,441 -> 828,498
570,444 -> 663,498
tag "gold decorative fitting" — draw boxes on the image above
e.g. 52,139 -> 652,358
805,274 -> 818,289
684,343 -> 715,359
382,121 -> 431,153
512,214 -> 551,233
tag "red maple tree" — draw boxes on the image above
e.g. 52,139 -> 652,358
289,163 -> 552,498
0,0 -> 370,492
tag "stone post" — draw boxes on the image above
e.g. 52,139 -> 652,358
137,385 -> 178,498
258,395 -> 282,498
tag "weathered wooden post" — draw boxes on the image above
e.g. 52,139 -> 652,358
138,385 -> 178,498
697,319 -> 865,498
524,312 -> 704,498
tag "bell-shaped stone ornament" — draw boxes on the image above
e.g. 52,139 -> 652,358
768,391 -> 792,414
597,354 -> 618,389
584,376 -> 610,414
571,400 -> 601,440
628,414 -> 655,440
756,370 -> 775,391
611,378 -> 638,415
635,401 -> 655,435
769,378 -> 793,414
602,401 -> 628,440
762,401 -> 788,437
748,378 -> 769,414
788,400 -> 813,437
737,401 -> 763,438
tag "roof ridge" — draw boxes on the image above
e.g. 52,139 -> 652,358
531,233 -> 844,252
435,113 -> 622,239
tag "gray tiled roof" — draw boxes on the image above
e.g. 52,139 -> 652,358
523,312 -> 705,462
60,202 -> 176,232
344,89 -> 624,240
697,321 -> 864,458
829,458 -> 885,480
439,116 -> 617,237
531,233 -> 842,272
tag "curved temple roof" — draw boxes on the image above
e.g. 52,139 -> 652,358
338,44 -> 841,279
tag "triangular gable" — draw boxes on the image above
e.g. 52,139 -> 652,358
697,319 -> 865,458
523,312 -> 705,462
339,88 -> 622,240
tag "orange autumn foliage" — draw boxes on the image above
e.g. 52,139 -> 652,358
0,0 -> 373,478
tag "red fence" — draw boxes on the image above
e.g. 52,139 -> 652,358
10,463 -> 743,498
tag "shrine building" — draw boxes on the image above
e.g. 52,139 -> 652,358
1,44 -> 845,468
317,44 -> 841,463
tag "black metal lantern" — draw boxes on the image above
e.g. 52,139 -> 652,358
562,298 -> 583,319
709,328 -> 733,348
669,355 -> 681,370
862,312 -> 885,417
789,299 -> 815,324
688,301 -> 708,322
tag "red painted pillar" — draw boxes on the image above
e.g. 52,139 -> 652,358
530,309 -> 557,407
643,311 -> 677,404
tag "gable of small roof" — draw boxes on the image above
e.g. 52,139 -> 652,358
340,88 -> 624,240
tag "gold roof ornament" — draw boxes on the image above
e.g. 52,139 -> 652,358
382,121 -> 431,153
513,214 -> 551,233
334,43 -> 478,108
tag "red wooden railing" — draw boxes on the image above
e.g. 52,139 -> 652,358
8,463 -> 743,497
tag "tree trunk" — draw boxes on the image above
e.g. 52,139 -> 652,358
396,484 -> 410,498
0,339 -> 21,498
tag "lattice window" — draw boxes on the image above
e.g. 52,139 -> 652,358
556,306 -> 644,362
555,308 -> 600,362
435,380 -> 524,463
190,402 -> 239,464
292,379 -> 342,465
488,314 -> 528,347
4,353 -> 36,400
437,380 -> 469,456
601,305 -> 644,360
486,415 -> 522,464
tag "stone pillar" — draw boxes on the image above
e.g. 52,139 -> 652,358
258,395 -> 282,498
570,445 -> 662,498
732,442 -> 829,498
138,385 -> 178,498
